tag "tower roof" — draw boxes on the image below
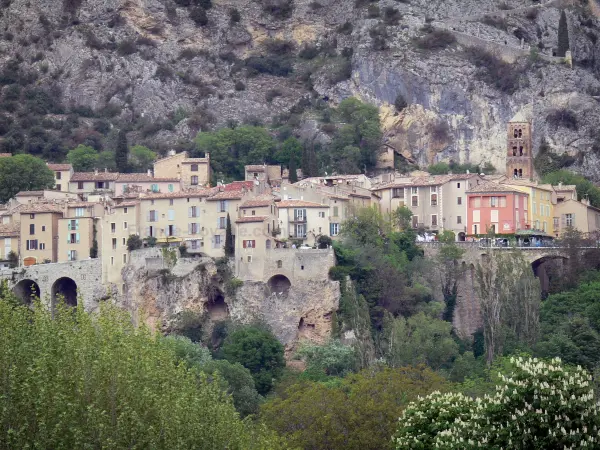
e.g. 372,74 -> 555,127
509,105 -> 533,123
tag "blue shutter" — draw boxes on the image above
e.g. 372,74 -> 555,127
76,219 -> 79,230
76,233 -> 80,244
330,223 -> 334,236
168,184 -> 174,192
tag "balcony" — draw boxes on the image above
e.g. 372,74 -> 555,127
290,217 -> 307,223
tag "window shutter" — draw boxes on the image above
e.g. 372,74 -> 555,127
76,233 -> 80,244
147,212 -> 150,222
243,240 -> 247,249
76,219 -> 79,229
66,236 -> 70,244
330,223 -> 334,235
188,224 -> 192,234
572,214 -> 576,226
561,214 -> 566,227
188,207 -> 192,218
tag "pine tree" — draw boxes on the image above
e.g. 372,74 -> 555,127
288,157 -> 298,183
557,11 -> 569,57
115,130 -> 129,173
224,213 -> 234,257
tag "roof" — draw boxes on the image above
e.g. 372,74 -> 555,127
515,229 -> 552,237
235,215 -> 268,223
277,200 -> 328,208
466,181 -> 526,194
224,181 -> 254,191
182,158 -> 209,164
246,165 -> 266,172
71,172 -> 120,182
510,105 -> 533,123
18,203 -> 64,214
47,163 -> 72,171
115,201 -> 139,208
65,202 -> 101,208
207,190 -> 244,201
0,222 -> 19,237
0,153 -> 11,158
240,196 -> 275,208
15,191 -> 46,197
141,190 -> 212,200
154,151 -> 187,164
117,173 -> 179,182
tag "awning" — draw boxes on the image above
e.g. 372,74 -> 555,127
156,237 -> 183,243
515,229 -> 552,238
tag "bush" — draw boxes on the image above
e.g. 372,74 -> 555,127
229,7 -> 241,23
429,120 -> 451,143
383,6 -> 402,25
525,7 -> 539,21
465,46 -> 522,94
298,44 -> 319,59
136,36 -> 157,47
261,0 -> 294,19
369,25 -> 388,50
265,88 -> 283,102
234,80 -> 246,91
155,64 -> 174,81
367,4 -> 380,17
337,21 -> 353,35
117,39 -> 138,55
394,93 -> 407,111
415,29 -> 456,50
264,38 -> 294,55
245,55 -> 293,77
127,234 -> 143,251
329,59 -> 352,84
546,108 -> 578,130
190,7 -> 208,26
482,14 -> 508,30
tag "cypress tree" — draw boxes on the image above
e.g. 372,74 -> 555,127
224,213 -> 234,257
288,156 -> 298,183
557,11 -> 569,57
308,144 -> 318,177
115,130 -> 129,173
301,145 -> 310,179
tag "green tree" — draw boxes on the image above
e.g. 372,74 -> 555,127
288,156 -> 298,183
6,250 -> 18,268
127,234 -> 143,251
115,129 -> 129,172
557,10 -> 569,57
96,150 -> 116,171
0,300 -> 287,449
66,144 -> 99,171
296,340 -> 357,379
394,356 -> 600,449
0,154 -> 55,203
261,365 -> 447,450
274,137 -> 302,167
436,237 -> 465,322
220,325 -> 285,395
225,213 -> 234,257
129,145 -> 157,172
542,170 -> 600,207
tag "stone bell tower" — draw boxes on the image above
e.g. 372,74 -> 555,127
506,120 -> 533,180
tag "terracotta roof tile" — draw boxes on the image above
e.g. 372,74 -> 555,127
224,181 -> 254,191
277,200 -> 328,208
235,215 -> 268,223
71,172 -> 120,182
141,189 -> 212,200
0,153 -> 11,158
15,191 -> 46,197
182,158 -> 209,164
18,203 -> 64,214
117,173 -> 180,182
467,181 -> 527,194
246,165 -> 266,172
47,163 -> 72,171
207,190 -> 244,200
0,222 -> 19,237
115,201 -> 139,208
240,196 -> 275,208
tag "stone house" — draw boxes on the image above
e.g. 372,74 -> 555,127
69,170 -> 119,196
153,151 -> 211,188
47,163 -> 73,192
235,215 -> 277,281
244,164 -> 283,186
14,190 -> 78,204
277,200 -> 331,245
115,173 -> 180,196
553,198 -> 600,237
502,180 -> 555,235
0,222 -> 19,268
18,203 -> 64,265
57,202 -> 105,263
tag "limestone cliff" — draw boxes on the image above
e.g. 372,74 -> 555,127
1,0 -> 600,177
119,249 -> 340,354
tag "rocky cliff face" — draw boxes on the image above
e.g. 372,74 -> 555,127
1,0 -> 600,177
119,249 -> 340,354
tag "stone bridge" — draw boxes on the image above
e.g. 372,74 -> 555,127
0,259 -> 107,310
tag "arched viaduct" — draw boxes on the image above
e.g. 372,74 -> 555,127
0,259 -> 107,310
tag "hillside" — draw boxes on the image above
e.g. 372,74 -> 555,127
1,0 -> 600,178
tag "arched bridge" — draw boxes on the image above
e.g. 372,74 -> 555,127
0,259 -> 106,310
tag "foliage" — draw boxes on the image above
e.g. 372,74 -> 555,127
546,108 -> 578,130
394,356 -> 600,449
127,234 -> 143,251
0,154 -> 55,203
394,93 -> 407,112
194,126 -> 276,181
6,250 -> 18,268
0,300 -> 287,449
558,10 -> 570,57
129,145 -> 156,172
465,46 -> 522,94
115,129 -> 129,172
220,325 -> 285,395
542,170 -> 600,207
90,224 -> 99,258
297,340 -> 357,379
415,29 -> 456,50
225,213 -> 234,257
145,235 -> 158,247
436,240 -> 465,322
261,365 -> 448,450
245,55 -> 293,77
261,0 -> 294,19
534,138 -> 576,176
67,144 -> 99,171
229,7 -> 241,22
190,7 -> 208,26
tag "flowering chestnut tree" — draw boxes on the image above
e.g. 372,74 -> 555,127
394,357 -> 600,449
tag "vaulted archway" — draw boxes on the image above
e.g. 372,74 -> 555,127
51,277 -> 78,308
267,274 -> 291,295
12,279 -> 40,305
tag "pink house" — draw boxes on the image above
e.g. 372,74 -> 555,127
466,181 -> 529,235
114,173 -> 181,196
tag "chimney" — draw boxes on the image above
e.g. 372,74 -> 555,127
168,150 -> 176,156
104,168 -> 108,173
147,169 -> 152,177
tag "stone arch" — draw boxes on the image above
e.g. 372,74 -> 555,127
51,277 -> 78,308
267,274 -> 291,295
458,232 -> 466,242
12,279 -> 40,305
531,255 -> 568,298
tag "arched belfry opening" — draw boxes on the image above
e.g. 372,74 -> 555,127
51,277 -> 78,308
267,274 -> 291,295
12,279 -> 40,305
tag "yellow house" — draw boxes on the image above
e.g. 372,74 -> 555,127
0,222 -> 19,268
57,203 -> 105,263
19,204 -> 64,265
153,151 -> 211,188
47,163 -> 73,192
503,180 -> 555,235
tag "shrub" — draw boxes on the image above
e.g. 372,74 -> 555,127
429,120 -> 451,143
234,80 -> 246,91
264,38 -> 294,55
394,93 -> 407,111
465,46 -> 522,94
190,7 -> 208,26
337,21 -> 353,35
245,55 -> 293,77
383,6 -> 402,25
369,24 -> 388,50
229,7 -> 241,23
127,234 -> 143,251
84,31 -> 105,50
155,63 -> 174,81
298,43 -> 319,59
525,7 -> 538,21
415,29 -> 456,50
309,1 -> 322,10
482,14 -> 508,30
329,59 -> 352,84
261,0 -> 294,19
265,88 -> 283,102
136,36 -> 157,47
546,108 -> 578,130
367,5 -> 380,17
117,39 -> 138,55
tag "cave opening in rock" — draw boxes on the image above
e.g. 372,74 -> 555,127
267,274 -> 291,295
206,294 -> 229,321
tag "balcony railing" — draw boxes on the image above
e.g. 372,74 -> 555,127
290,217 -> 307,223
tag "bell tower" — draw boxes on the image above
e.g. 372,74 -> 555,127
506,120 -> 533,180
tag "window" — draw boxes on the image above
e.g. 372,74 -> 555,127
543,221 -> 547,232
490,196 -> 498,207
243,240 -> 256,248
191,164 -> 199,172
56,184 -> 61,191
430,193 -> 437,206
78,181 -> 84,190
123,222 -> 128,230
191,176 -> 199,186
247,256 -> 252,263
499,197 -> 507,207
411,195 -> 418,207
218,200 -> 227,213
122,238 -> 126,246
111,256 -> 114,266
168,210 -> 175,221
535,220 -> 540,230
330,223 -> 339,236
431,214 -> 438,227
294,209 -> 306,221
457,182 -> 461,188
457,216 -> 462,224
253,172 -> 258,177
251,210 -> 256,216
318,211 -> 325,218
29,224 -> 35,235
472,210 -> 480,222
75,207 -> 85,217
123,254 -> 127,263
69,233 -> 79,244
112,238 -> 117,250
96,181 -> 105,189
491,210 -> 499,222
470,197 -> 481,208
56,171 -> 62,180
411,187 -> 418,195
295,223 -> 306,238
213,235 -> 222,248
111,223 -> 116,233
69,219 -> 78,230
523,199 -> 528,210
191,240 -> 199,250
566,214 -> 573,227
553,217 -> 559,229
533,202 -> 537,215
457,197 -> 462,205
124,207 -> 128,214
167,225 -> 175,236
218,217 -> 226,229
29,214 -> 35,219
26,240 -> 38,250
333,206 -> 339,217
68,250 -> 77,261
189,206 -> 198,218
151,184 -> 159,193
392,188 -> 403,198
266,239 -> 271,249
412,216 -> 418,228
149,210 -> 158,222
39,243 -> 45,250
430,186 -> 437,193
277,260 -> 282,268
189,223 -> 199,234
